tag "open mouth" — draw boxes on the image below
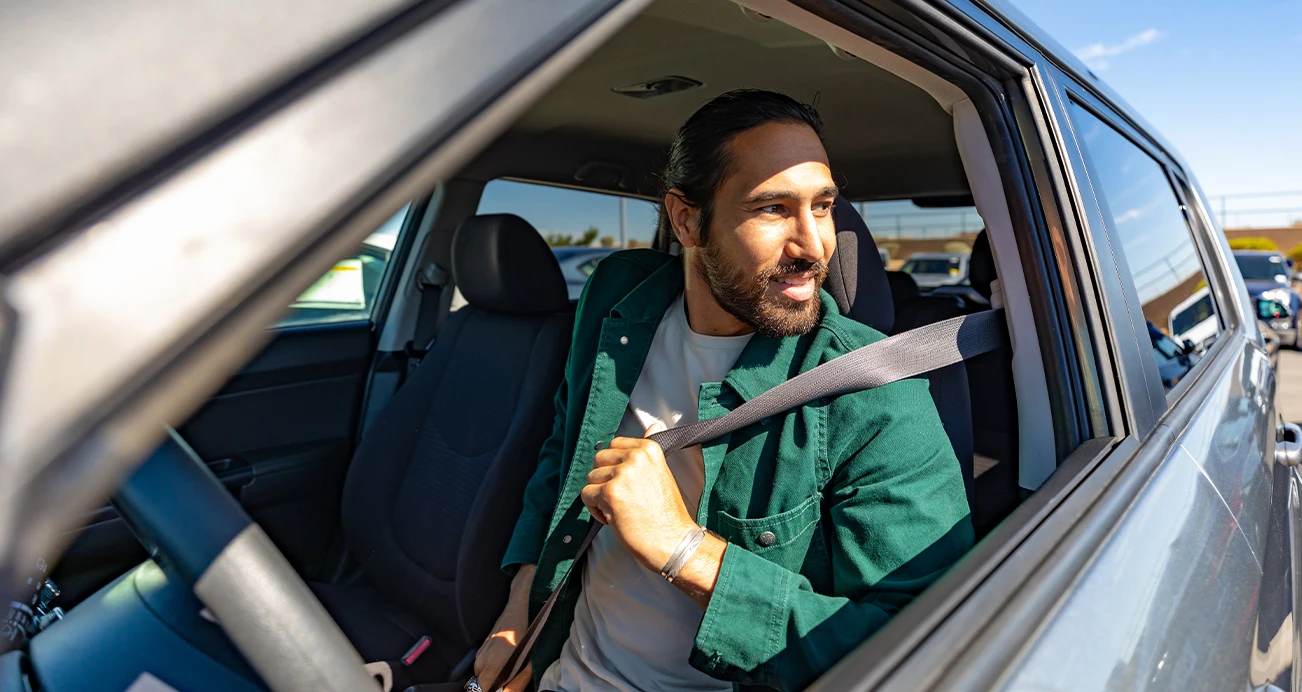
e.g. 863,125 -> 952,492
770,271 -> 818,301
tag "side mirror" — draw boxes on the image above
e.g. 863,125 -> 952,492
1182,338 -> 1196,354
1258,299 -> 1291,320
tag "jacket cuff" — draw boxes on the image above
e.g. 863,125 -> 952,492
500,516 -> 549,574
691,545 -> 788,681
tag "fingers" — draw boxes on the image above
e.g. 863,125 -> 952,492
579,484 -> 610,524
586,465 -> 617,485
644,421 -> 668,438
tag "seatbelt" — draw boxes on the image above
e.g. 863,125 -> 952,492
487,308 -> 1008,690
404,263 -> 452,378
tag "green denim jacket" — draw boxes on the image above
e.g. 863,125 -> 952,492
501,249 -> 973,691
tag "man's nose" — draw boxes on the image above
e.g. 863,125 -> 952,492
786,206 -> 827,263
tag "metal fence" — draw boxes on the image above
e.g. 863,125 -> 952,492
858,191 -> 1302,241
1205,190 -> 1302,230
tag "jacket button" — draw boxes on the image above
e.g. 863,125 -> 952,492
757,531 -> 777,547
619,336 -> 629,345
562,534 -> 572,544
594,440 -> 604,450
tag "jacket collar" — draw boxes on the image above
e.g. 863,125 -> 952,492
609,254 -> 838,404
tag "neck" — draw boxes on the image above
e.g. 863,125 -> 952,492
682,250 -> 754,337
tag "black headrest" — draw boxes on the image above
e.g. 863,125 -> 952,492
451,214 -> 568,314
968,229 -> 995,300
886,270 -> 920,306
825,199 -> 894,333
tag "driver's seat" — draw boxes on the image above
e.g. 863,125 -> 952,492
309,214 -> 574,679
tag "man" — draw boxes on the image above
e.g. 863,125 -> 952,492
474,89 -> 973,692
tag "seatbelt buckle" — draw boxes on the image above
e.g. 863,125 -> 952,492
402,635 -> 432,666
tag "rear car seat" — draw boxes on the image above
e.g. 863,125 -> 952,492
825,200 -> 975,509
310,213 -> 573,680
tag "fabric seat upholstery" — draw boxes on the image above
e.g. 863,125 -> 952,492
964,230 -> 1019,535
311,213 -> 573,676
825,201 -> 975,510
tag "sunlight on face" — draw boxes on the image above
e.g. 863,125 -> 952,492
698,122 -> 838,336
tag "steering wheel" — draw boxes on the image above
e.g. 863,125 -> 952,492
112,429 -> 380,692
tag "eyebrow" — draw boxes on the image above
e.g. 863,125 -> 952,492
745,185 -> 840,205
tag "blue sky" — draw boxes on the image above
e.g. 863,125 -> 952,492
1008,0 -> 1302,223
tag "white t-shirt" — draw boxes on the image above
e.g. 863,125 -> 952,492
538,294 -> 752,692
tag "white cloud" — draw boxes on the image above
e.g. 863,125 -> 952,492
1075,28 -> 1164,71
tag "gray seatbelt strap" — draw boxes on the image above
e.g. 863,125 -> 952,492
488,308 -> 1006,690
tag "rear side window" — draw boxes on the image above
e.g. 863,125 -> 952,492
276,204 -> 409,329
476,179 -> 658,300
857,198 -> 986,300
1068,102 -> 1218,392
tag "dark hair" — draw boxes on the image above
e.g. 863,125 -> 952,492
659,89 -> 823,245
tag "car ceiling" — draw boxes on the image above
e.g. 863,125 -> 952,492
461,0 -> 969,202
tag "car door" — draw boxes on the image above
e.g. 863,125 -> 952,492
992,78 -> 1276,691
50,204 -> 419,603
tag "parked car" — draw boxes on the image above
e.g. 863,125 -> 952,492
2,1 -> 1294,691
1234,250 -> 1300,347
899,251 -> 969,288
1168,286 -> 1219,353
551,246 -> 616,300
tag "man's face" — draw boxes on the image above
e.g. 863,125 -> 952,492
697,122 -> 838,337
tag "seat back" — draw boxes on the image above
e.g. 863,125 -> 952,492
340,214 -> 572,652
826,201 -> 975,509
964,230 -> 1019,535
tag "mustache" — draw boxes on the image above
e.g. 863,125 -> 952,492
760,259 -> 828,281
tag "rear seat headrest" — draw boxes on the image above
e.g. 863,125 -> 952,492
886,271 -> 920,305
968,229 -> 995,301
825,199 -> 895,334
451,214 -> 568,314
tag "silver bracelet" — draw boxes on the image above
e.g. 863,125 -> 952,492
660,526 -> 708,583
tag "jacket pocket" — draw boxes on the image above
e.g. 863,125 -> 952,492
718,494 -> 821,570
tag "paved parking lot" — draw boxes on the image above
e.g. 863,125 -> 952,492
1277,348 -> 1302,422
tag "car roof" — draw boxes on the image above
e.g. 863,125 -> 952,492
1232,250 -> 1282,257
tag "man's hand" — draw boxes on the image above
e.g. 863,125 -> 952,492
474,565 -> 534,691
580,427 -> 699,573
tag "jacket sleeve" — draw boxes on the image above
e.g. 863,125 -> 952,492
690,379 -> 974,690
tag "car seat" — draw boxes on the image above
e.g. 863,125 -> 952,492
309,213 -> 574,680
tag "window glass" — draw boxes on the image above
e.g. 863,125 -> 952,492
1068,101 -> 1219,391
477,180 -> 659,300
857,198 -> 986,301
1235,254 -> 1289,284
276,204 -> 410,329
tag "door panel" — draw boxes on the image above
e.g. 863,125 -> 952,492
1000,433 -> 1261,690
52,321 -> 373,604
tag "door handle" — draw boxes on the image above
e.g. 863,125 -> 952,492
1277,421 -> 1302,466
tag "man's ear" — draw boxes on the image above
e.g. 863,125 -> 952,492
664,189 -> 703,249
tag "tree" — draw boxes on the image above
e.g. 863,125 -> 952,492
1288,242 -> 1302,266
1227,237 -> 1279,251
579,226 -> 600,246
600,235 -> 615,247
544,232 -> 573,247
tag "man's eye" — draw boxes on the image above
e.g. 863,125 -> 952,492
759,204 -> 785,215
813,201 -> 834,215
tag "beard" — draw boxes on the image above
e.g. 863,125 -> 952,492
698,242 -> 827,338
